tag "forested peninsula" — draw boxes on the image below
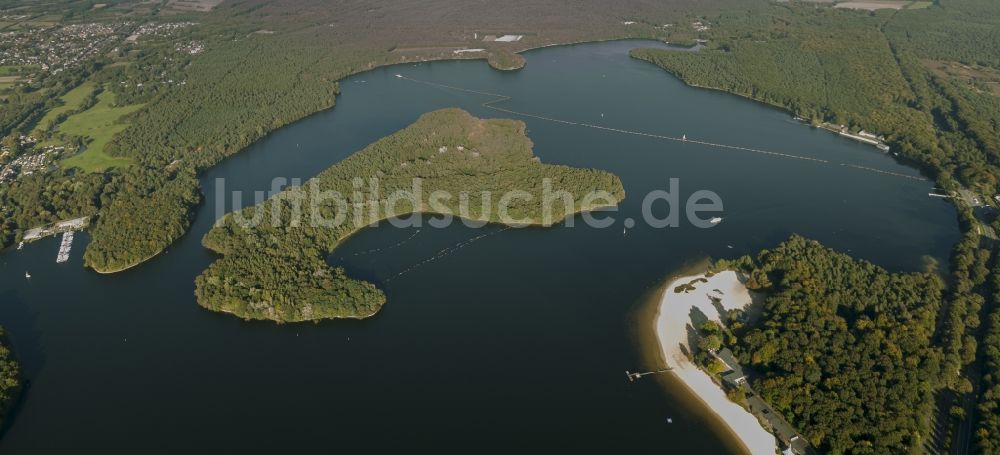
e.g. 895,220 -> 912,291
487,50 -> 526,71
630,4 -> 1000,449
195,109 -> 623,323
718,236 -> 945,453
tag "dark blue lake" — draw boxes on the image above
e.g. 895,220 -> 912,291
0,40 -> 958,453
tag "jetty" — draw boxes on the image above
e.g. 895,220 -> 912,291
626,367 -> 672,382
56,231 -> 75,263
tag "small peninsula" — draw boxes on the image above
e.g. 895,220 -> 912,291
655,236 -> 948,454
196,109 -> 623,323
653,269 -> 777,455
487,50 -> 526,71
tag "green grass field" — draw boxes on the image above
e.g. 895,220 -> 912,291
58,89 -> 144,172
33,81 -> 96,134
0,65 -> 36,76
907,1 -> 934,9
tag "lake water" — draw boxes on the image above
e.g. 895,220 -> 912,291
0,40 -> 958,452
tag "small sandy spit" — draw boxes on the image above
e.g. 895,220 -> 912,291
654,270 -> 777,455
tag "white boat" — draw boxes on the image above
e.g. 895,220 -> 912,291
25,271 -> 31,279
709,217 -> 723,224
17,242 -> 24,250
395,74 -> 403,78
682,134 -> 687,141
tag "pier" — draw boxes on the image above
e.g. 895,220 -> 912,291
625,367 -> 672,382
56,231 -> 75,263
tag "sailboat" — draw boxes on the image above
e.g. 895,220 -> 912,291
682,134 -> 687,141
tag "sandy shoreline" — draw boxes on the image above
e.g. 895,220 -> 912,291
653,270 -> 777,455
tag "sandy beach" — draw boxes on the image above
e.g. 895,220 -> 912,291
653,270 -> 777,455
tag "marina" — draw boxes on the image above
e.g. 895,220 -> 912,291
56,231 -> 75,264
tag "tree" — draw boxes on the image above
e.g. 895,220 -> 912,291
707,358 -> 728,375
725,236 -> 945,453
699,334 -> 722,353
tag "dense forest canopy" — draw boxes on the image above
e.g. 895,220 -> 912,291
976,263 -> 1000,453
632,0 -> 1000,192
196,109 -> 623,322
0,326 -> 21,428
724,236 -> 945,453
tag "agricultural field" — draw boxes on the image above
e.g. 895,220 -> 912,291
0,66 -> 23,76
56,89 -> 143,172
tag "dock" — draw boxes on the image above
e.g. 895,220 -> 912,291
56,231 -> 74,263
625,367 -> 672,382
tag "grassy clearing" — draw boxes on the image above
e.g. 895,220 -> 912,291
907,1 -> 933,9
0,66 -> 22,76
33,81 -> 96,134
58,89 -> 144,172
924,59 -> 1000,95
26,15 -> 61,27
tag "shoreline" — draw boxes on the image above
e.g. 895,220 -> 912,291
81,34 -> 658,275
89,249 -> 164,275
630,51 -> 908,161
649,269 -> 777,455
